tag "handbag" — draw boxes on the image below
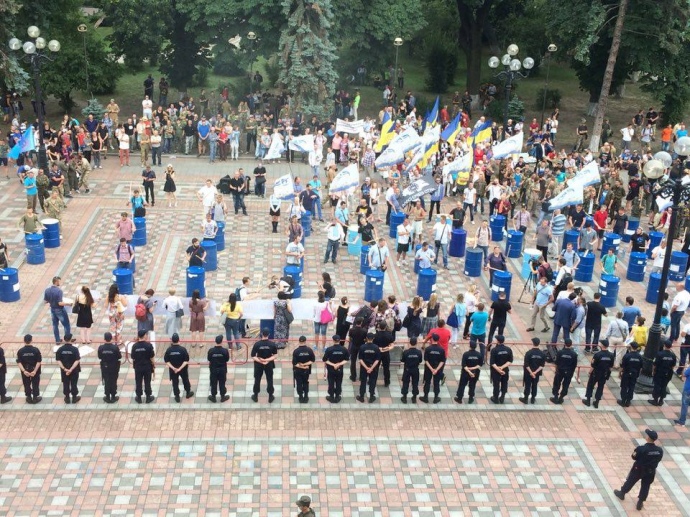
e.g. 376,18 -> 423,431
447,310 -> 459,328
282,304 -> 295,324
175,308 -> 184,318
72,302 -> 81,315
220,312 -> 228,326
402,314 -> 411,329
320,304 -> 334,324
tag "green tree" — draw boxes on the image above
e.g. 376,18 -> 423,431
278,0 -> 338,119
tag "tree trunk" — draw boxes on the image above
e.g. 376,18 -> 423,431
456,0 -> 496,95
464,26 -> 483,95
589,0 -> 629,151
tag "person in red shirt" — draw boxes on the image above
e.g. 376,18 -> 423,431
424,319 -> 452,356
440,105 -> 450,124
592,204 -> 608,241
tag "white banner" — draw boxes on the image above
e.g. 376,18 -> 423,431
273,174 -> 295,200
335,118 -> 364,134
491,132 -> 524,159
443,153 -> 473,176
387,127 -> 421,154
330,163 -> 360,193
264,135 -> 285,160
548,186 -> 584,210
288,134 -> 314,153
569,160 -> 601,188
375,145 -> 405,169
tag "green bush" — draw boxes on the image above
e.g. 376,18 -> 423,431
264,55 -> 281,89
535,88 -> 562,110
425,40 -> 457,93
485,95 -> 525,122
213,51 -> 246,77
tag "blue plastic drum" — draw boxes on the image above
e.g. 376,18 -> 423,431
360,245 -> 370,275
215,221 -> 226,252
647,232 -> 664,259
490,215 -> 505,242
623,218 -> 640,243
686,274 -> 690,292
491,271 -> 513,302
449,228 -> 467,258
601,233 -> 621,257
669,251 -> 689,282
0,267 -> 20,302
599,274 -> 620,308
112,268 -> 133,296
202,239 -> 218,272
521,248 -> 541,279
417,268 -> 437,301
283,265 -> 303,299
464,247 -> 483,277
364,269 -> 385,302
626,252 -> 647,282
506,230 -> 523,258
42,218 -> 60,248
389,212 -> 406,238
301,210 -> 312,238
646,273 -> 662,304
132,217 -> 147,247
562,230 -> 579,250
186,266 -> 206,298
347,225 -> 361,256
25,233 -> 45,265
574,252 -> 595,282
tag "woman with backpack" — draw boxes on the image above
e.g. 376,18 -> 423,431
313,291 -> 334,352
135,289 -> 156,337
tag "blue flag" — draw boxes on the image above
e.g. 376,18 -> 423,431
8,127 -> 35,160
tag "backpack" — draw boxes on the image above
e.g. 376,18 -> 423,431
543,265 -> 554,283
357,304 -> 373,323
326,285 -> 336,299
558,273 -> 573,290
135,302 -> 147,321
235,286 -> 243,300
116,245 -> 133,261
320,304 -> 334,324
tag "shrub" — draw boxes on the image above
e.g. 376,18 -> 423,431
425,40 -> 457,93
535,88 -> 561,110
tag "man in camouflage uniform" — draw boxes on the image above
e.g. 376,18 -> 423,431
74,153 -> 92,194
608,179 -> 626,220
45,190 -> 66,234
35,168 -> 51,213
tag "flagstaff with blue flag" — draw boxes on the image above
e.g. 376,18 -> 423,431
8,127 -> 35,160
427,96 -> 440,127
375,111 -> 396,153
467,119 -> 492,147
441,113 -> 461,143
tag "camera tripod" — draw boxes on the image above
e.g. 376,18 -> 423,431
518,271 -> 538,303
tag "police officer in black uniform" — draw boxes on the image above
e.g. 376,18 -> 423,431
348,317 -> 368,381
0,341 -> 11,404
520,337 -> 546,404
550,338 -> 578,404
293,336 -> 315,403
164,333 -> 194,403
207,335 -> 230,402
323,334 -> 349,403
614,429 -> 664,511
489,335 -> 513,404
356,333 -> 381,403
649,339 -> 677,406
251,328 -> 278,403
582,339 -> 614,408
373,321 -> 395,387
454,341 -> 482,404
56,333 -> 81,404
17,334 -> 42,404
131,329 -> 156,403
400,337 -> 423,403
98,332 -> 122,403
420,333 -> 446,404
618,342 -> 643,407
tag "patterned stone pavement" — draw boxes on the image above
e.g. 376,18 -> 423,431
0,152 -> 688,515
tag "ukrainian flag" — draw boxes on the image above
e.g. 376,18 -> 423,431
427,96 -> 440,127
419,126 -> 440,169
441,113 -> 461,143
375,111 -> 396,152
467,119 -> 492,147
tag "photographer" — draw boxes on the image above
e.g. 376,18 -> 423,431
530,256 -> 553,284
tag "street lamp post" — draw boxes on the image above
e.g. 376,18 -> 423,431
9,26 -> 60,173
246,31 -> 257,101
540,43 -> 557,128
393,37 -> 403,90
488,44 -> 534,142
77,24 -> 91,98
635,136 -> 690,394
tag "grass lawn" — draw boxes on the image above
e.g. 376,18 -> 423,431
35,29 -> 680,153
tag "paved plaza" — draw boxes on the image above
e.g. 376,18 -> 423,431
0,153 -> 688,515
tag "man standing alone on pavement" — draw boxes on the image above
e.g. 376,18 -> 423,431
44,276 -> 72,345
614,429 -> 663,511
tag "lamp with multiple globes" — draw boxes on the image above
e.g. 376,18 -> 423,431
488,44 -> 533,141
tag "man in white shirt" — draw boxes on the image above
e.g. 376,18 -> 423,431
396,216 -> 412,264
432,214 -> 452,269
620,123 -> 634,149
324,218 -> 345,264
285,235 -> 305,266
487,179 -> 503,216
142,96 -> 153,119
670,282 -> 690,343
197,179 -> 218,218
368,238 -> 391,271
651,239 -> 666,273
415,241 -> 436,270
463,182 -> 477,223
201,213 -> 218,240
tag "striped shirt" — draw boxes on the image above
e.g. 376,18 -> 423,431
551,214 -> 567,236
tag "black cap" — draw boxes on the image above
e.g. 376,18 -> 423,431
599,339 -> 609,348
332,334 -> 341,342
563,338 -> 573,346
496,335 -> 505,343
298,336 -> 307,343
531,337 -> 540,346
215,335 -> 223,344
104,332 -> 113,341
138,329 -> 147,338
171,333 -> 180,343
645,428 -> 658,441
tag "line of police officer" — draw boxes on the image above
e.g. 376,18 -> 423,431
0,331 -> 679,407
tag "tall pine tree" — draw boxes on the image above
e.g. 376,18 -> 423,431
278,0 -> 338,119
